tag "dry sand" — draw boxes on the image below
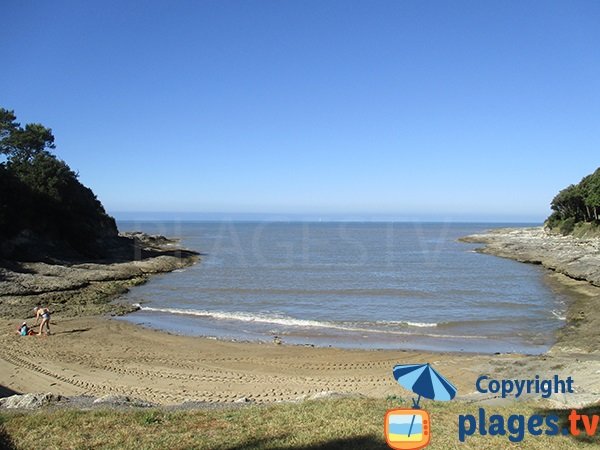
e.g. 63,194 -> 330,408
0,317 -> 498,405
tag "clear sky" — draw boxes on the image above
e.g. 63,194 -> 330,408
3,1 -> 599,221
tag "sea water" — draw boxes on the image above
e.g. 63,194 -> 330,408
117,221 -> 568,354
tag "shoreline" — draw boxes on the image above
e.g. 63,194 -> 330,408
460,226 -> 600,355
1,226 -> 600,408
118,306 -> 553,355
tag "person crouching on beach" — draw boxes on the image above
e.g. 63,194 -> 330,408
33,305 -> 51,335
16,322 -> 29,336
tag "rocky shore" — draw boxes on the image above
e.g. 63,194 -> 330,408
0,232 -> 199,319
459,227 -> 600,286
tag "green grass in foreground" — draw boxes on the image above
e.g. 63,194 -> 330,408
0,398 -> 599,450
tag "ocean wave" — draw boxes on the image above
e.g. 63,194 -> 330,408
134,305 -> 481,339
404,321 -> 438,328
138,305 -> 342,329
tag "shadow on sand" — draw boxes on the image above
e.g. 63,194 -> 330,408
0,386 -> 19,399
54,327 -> 92,335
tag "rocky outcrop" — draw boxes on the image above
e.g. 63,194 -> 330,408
0,393 -> 62,409
92,394 -> 153,407
0,393 -> 154,410
459,227 -> 600,286
0,232 -> 199,319
0,391 -> 358,411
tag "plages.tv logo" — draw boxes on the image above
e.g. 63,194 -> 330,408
384,363 -> 457,450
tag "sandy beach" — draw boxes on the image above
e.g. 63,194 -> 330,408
0,272 -> 598,409
0,316 -> 494,405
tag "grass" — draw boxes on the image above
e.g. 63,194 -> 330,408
0,398 -> 598,449
546,219 -> 600,238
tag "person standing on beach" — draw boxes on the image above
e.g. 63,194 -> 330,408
33,305 -> 51,335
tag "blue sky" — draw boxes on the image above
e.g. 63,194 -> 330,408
3,1 -> 599,221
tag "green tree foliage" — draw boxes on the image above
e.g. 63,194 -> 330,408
0,109 -> 55,160
0,109 -> 19,144
547,168 -> 600,233
0,107 -> 117,259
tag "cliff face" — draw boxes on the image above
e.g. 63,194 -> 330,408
459,227 -> 600,287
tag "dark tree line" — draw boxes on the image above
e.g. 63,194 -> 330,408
546,168 -> 600,233
0,107 -> 118,259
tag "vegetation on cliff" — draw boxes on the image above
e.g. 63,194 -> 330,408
546,168 -> 600,235
0,108 -> 118,259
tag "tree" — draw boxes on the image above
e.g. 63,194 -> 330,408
0,107 -> 117,259
0,107 -> 55,160
550,184 -> 585,221
583,169 -> 600,221
0,108 -> 19,144
547,167 -> 600,233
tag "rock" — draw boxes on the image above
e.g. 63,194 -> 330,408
91,394 -> 153,407
294,391 -> 349,402
120,232 -> 177,248
0,392 -> 61,409
234,397 -> 253,403
307,391 -> 341,400
92,394 -> 131,405
459,227 -> 600,286
0,232 -> 199,319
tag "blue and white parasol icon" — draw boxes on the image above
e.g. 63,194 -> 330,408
392,363 -> 457,436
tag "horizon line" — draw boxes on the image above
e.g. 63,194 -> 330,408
113,216 -> 543,225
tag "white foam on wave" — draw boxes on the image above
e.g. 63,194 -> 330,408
405,321 -> 438,328
136,305 -> 479,339
140,305 -> 337,328
382,320 -> 438,328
